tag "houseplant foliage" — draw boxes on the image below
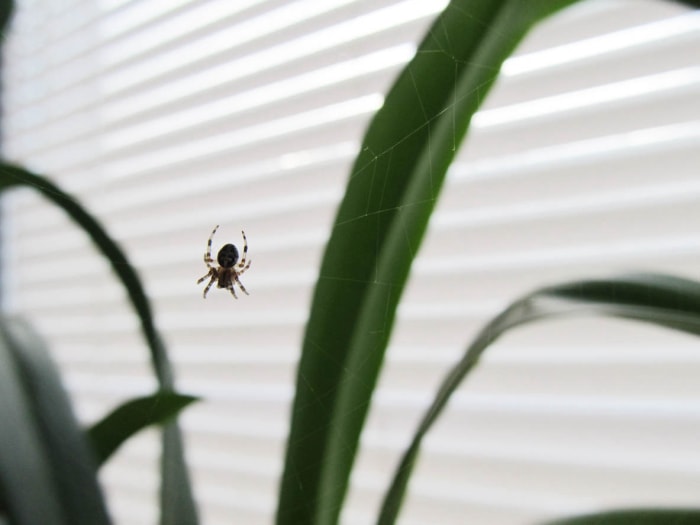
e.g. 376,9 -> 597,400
276,1 -> 700,525
0,161 -> 199,525
378,274 -> 700,525
1,0 -> 699,525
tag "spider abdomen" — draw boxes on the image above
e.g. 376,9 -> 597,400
217,243 -> 239,268
217,270 -> 232,289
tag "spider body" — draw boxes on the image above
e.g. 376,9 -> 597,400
197,225 -> 251,299
217,243 -> 239,267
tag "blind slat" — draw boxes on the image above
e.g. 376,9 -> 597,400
4,1 -> 700,524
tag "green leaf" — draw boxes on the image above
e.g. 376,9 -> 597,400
0,322 -> 67,525
0,0 -> 12,37
543,509 -> 700,524
159,425 -> 200,525
379,274 -> 700,524
0,165 -> 198,525
676,0 -> 700,8
276,1 -> 580,524
0,164 -> 172,387
88,393 -> 198,466
0,316 -> 110,525
88,395 -> 201,525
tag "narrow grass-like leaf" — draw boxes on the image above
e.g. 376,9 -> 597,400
0,321 -> 68,525
543,508 -> 700,524
276,2 -> 579,524
159,425 -> 200,525
0,165 -> 198,525
0,164 -> 171,387
0,317 -> 112,525
379,274 -> 700,524
88,393 -> 198,466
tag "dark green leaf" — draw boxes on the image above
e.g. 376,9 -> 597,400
379,274 -> 700,524
543,508 -> 700,524
0,164 -> 172,388
160,425 -> 200,525
0,0 -> 12,37
0,318 -> 76,525
276,1 -> 579,524
0,317 -> 112,524
0,338 -> 64,525
0,165 -> 198,524
88,392 -> 198,466
677,0 -> 700,8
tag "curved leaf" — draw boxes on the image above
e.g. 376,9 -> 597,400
379,274 -> 700,524
276,1 -> 579,524
0,164 -> 198,525
0,321 -> 67,525
0,318 -> 110,525
543,508 -> 700,524
0,164 -> 171,387
88,393 -> 199,466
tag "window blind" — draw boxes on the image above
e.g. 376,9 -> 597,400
2,1 -> 700,524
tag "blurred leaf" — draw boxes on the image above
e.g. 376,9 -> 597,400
88,393 -> 198,466
0,0 -> 12,37
159,425 -> 200,525
543,509 -> 700,524
0,165 -> 198,525
379,274 -> 700,524
0,336 -> 64,525
276,1 -> 579,524
0,318 -> 88,525
0,164 -> 172,386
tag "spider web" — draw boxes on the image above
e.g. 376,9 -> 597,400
1,2 -> 493,516
4,1 -> 700,525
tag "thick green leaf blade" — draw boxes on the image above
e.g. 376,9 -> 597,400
543,509 -> 700,524
88,393 -> 198,466
0,317 -> 112,524
379,274 -> 700,524
0,165 -> 198,525
276,1 -> 579,524
0,319 -> 71,525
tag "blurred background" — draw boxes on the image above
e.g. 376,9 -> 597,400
2,0 -> 700,524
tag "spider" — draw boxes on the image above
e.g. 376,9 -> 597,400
197,225 -> 251,299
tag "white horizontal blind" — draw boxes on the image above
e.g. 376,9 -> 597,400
2,1 -> 700,525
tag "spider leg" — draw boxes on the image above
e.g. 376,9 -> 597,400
227,283 -> 239,299
203,253 -> 215,269
236,259 -> 251,275
197,270 -> 211,284
233,274 -> 250,296
205,225 -> 220,266
236,230 -> 249,268
202,275 -> 216,298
